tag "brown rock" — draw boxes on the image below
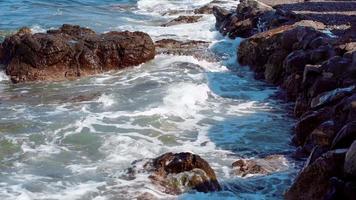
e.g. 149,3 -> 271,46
143,152 -> 221,195
285,149 -> 347,200
264,49 -> 289,83
1,24 -> 155,83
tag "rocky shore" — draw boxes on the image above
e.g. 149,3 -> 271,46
214,0 -> 356,199
0,24 -> 155,83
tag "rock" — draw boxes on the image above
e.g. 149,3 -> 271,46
264,49 -> 289,83
310,85 -> 355,109
303,120 -> 335,154
143,152 -> 221,195
154,39 -> 214,61
232,155 -> 288,177
281,73 -> 302,100
285,149 -> 348,200
331,122 -> 356,149
162,15 -> 203,27
284,50 -> 310,75
308,77 -> 338,98
1,24 -> 155,83
333,94 -> 356,132
345,141 -> 356,177
294,108 -> 332,146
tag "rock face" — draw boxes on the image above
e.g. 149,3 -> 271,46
214,0 -> 356,199
345,141 -> 356,177
129,152 -> 221,195
0,24 -> 155,83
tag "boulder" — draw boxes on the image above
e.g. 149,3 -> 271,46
284,50 -> 310,75
1,24 -> 155,83
345,141 -> 356,177
333,94 -> 356,132
142,152 -> 221,195
310,85 -> 355,109
285,149 -> 348,200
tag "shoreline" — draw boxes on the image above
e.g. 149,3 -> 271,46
214,0 -> 356,199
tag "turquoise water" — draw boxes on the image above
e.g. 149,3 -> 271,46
0,0 -> 299,199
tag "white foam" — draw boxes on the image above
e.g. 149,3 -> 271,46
97,93 -> 115,108
0,70 -> 9,81
137,0 -> 213,15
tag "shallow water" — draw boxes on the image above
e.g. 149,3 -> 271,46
0,0 -> 299,199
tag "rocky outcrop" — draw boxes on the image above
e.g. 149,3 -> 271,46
214,0 -> 356,199
0,24 -> 155,83
127,152 -> 221,195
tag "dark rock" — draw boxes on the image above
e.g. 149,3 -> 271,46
281,73 -> 302,100
143,152 -> 221,195
310,85 -> 355,109
264,49 -> 289,83
162,15 -> 203,27
333,94 -> 356,132
303,120 -> 335,154
295,108 -> 332,146
308,77 -> 338,98
331,122 -> 356,149
285,149 -> 347,200
345,141 -> 356,177
284,50 -> 310,75
1,24 -> 155,83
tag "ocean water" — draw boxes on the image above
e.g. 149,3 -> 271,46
0,0 -> 300,199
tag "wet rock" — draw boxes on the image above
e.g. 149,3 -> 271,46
331,122 -> 356,149
154,39 -> 214,61
285,149 -> 347,200
345,141 -> 356,177
161,15 -> 203,27
1,24 -> 155,83
142,152 -> 221,195
232,155 -> 288,177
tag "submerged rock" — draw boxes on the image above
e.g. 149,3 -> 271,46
232,155 -> 288,177
161,15 -> 203,27
0,24 -> 155,83
155,39 -> 215,61
128,152 -> 221,195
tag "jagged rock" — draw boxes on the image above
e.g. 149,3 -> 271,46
331,122 -> 356,149
284,50 -> 310,75
232,155 -> 288,177
285,149 -> 348,200
345,141 -> 356,177
281,73 -> 302,100
161,15 -> 203,27
0,24 -> 155,83
131,152 -> 221,195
